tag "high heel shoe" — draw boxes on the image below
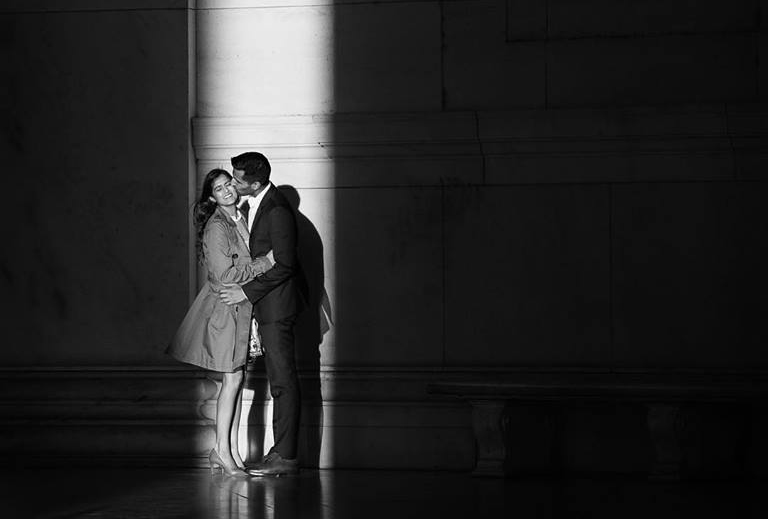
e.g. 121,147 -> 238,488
209,448 -> 249,478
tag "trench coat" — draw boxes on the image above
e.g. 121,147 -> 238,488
167,206 -> 264,372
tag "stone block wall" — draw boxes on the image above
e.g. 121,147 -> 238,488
192,0 -> 768,470
1,0 -> 766,472
0,0 -> 193,367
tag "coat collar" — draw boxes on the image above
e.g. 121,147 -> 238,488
212,205 -> 239,228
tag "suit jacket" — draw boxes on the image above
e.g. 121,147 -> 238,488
242,184 -> 308,324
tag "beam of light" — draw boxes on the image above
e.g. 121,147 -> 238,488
192,0 -> 336,466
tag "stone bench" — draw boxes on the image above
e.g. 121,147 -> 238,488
427,374 -> 768,479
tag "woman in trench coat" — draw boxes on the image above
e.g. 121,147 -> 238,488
167,168 -> 272,477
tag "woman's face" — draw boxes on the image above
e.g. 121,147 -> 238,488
209,174 -> 238,207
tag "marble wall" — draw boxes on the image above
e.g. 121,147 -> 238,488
0,0 -> 193,367
0,0 -> 203,468
192,0 -> 767,471
194,0 -> 768,373
2,0 -> 766,471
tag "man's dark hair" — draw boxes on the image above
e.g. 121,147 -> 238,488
231,152 -> 271,185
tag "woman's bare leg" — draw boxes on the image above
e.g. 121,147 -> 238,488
215,369 -> 244,470
230,370 -> 246,468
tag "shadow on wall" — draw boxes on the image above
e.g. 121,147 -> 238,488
244,185 -> 331,467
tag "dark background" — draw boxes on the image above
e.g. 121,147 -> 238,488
0,0 -> 766,473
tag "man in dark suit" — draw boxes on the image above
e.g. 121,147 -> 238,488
219,151 -> 307,476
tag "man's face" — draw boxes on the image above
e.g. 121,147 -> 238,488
232,168 -> 258,196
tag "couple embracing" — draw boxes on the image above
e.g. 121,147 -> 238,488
167,152 -> 308,478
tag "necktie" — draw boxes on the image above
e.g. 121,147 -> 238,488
239,200 -> 251,221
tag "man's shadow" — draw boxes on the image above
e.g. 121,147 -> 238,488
244,185 -> 331,467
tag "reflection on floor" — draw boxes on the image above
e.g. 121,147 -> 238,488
2,468 -> 763,518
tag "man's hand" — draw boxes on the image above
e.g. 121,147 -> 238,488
219,284 -> 248,306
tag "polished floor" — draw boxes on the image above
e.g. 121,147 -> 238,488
1,468 -> 764,518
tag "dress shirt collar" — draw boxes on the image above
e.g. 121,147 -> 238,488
251,182 -> 271,213
237,195 -> 252,209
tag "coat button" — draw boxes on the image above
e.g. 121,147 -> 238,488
232,254 -> 238,259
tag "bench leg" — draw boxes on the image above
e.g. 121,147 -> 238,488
646,403 -> 682,480
471,400 -> 506,477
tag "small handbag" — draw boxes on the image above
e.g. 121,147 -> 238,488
248,318 -> 264,361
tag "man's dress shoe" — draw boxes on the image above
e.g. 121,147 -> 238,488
247,452 -> 299,477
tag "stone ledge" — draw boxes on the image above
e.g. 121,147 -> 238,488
0,367 -> 475,469
4,368 -> 766,471
0,0 -> 189,13
192,105 -> 768,186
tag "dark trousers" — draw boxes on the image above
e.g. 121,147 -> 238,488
260,316 -> 300,460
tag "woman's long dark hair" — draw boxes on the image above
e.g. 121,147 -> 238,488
193,168 -> 233,261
